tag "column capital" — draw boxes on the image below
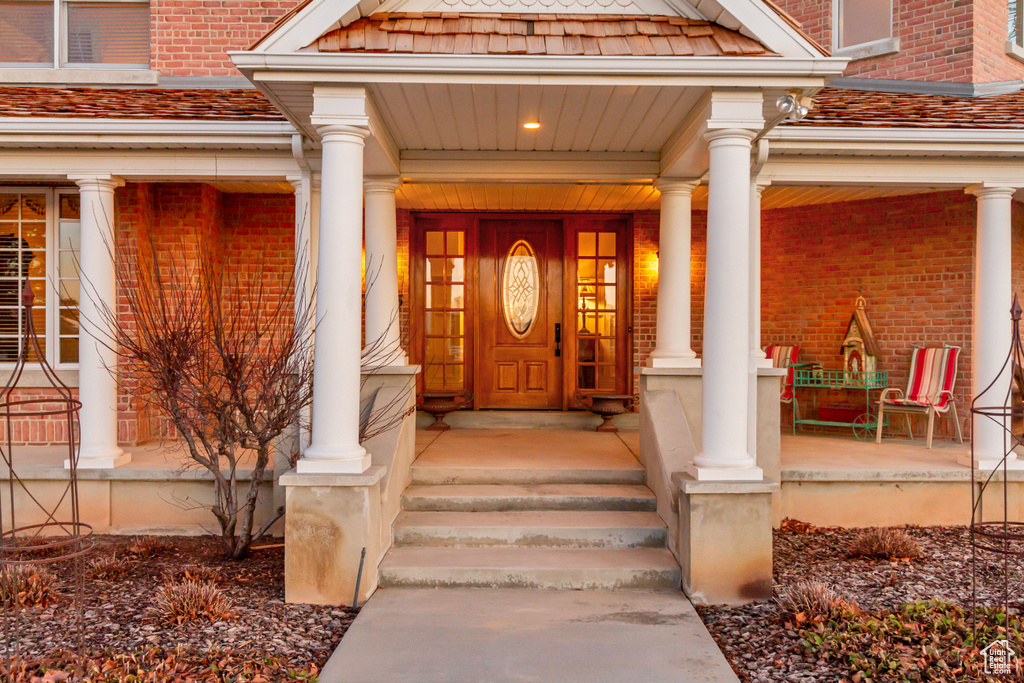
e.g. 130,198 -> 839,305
967,184 -> 1018,199
364,176 -> 401,193
316,124 -> 369,144
705,128 -> 758,145
654,178 -> 700,196
286,174 -> 304,192
753,178 -> 771,194
68,174 -> 124,192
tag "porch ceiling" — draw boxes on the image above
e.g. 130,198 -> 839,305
395,183 -> 940,211
374,83 -> 704,153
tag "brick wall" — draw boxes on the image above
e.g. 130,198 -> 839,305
150,0 -> 304,76
973,0 -> 1024,82
108,183 -> 294,447
631,191 -> 1024,441
775,0 -> 1024,84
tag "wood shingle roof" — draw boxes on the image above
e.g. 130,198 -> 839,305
312,13 -> 774,56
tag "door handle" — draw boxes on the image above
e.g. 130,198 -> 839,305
554,323 -> 561,357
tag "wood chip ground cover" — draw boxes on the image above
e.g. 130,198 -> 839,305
698,524 -> 1024,682
0,536 -> 354,682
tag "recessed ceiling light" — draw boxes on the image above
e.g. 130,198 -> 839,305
523,121 -> 541,130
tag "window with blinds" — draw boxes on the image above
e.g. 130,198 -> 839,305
65,1 -> 149,66
0,0 -> 149,67
0,1 -> 55,65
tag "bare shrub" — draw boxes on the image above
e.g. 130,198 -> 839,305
153,580 -> 233,625
0,566 -> 54,607
86,555 -> 130,581
847,527 -> 922,561
127,536 -> 165,560
166,564 -> 221,585
775,580 -> 856,621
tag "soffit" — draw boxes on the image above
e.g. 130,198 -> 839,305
396,183 -> 937,211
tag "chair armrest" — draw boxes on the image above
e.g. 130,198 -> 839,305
879,388 -> 904,404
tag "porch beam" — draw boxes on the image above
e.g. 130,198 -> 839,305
400,152 -> 660,183
239,54 -> 847,87
659,92 -> 712,179
0,150 -> 302,182
762,157 -> 1024,187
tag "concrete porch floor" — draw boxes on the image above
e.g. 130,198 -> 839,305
319,588 -> 738,683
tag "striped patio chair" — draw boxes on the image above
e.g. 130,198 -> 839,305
764,344 -> 800,404
876,346 -> 963,449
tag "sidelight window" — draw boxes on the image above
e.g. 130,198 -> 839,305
423,229 -> 466,391
576,231 -> 617,392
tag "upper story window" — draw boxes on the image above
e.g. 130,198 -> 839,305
834,0 -> 894,53
1012,0 -> 1023,48
0,0 -> 149,68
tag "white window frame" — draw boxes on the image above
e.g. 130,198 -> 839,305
832,0 -> 900,60
0,0 -> 150,70
0,186 -> 80,375
1008,0 -> 1024,63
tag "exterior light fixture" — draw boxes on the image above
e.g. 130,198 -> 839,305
776,92 -> 810,122
523,122 -> 541,130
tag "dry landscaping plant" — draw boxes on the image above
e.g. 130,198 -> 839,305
775,580 -> 857,622
847,527 -> 923,561
127,535 -> 166,560
86,554 -> 130,581
0,565 -> 54,608
153,579 -> 233,625
165,564 -> 221,585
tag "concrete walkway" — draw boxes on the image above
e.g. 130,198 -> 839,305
319,588 -> 739,683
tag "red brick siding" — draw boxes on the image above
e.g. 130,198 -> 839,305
775,0 -> 1024,84
150,0 -> 304,76
973,0 -> 1024,82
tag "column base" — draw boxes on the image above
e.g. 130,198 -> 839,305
646,356 -> 701,369
755,358 -> 772,369
70,449 -> 130,470
679,477 -> 778,605
686,464 -> 763,481
957,453 -> 1024,470
297,451 -> 371,474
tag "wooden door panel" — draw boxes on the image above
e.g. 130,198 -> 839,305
477,219 -> 563,408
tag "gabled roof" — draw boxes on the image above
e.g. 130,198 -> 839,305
794,88 -> 1024,129
0,88 -> 284,120
249,0 -> 829,58
313,13 -> 773,56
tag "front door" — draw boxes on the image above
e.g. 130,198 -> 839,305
477,219 -> 563,408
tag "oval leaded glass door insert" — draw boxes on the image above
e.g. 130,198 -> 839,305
501,239 -> 540,339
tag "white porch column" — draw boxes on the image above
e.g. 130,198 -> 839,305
69,175 -> 128,469
363,176 -> 406,366
299,117 -> 370,474
961,185 -> 1018,469
690,94 -> 764,480
747,179 -> 771,462
648,178 -> 700,368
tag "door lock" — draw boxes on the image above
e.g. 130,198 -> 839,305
554,323 -> 562,357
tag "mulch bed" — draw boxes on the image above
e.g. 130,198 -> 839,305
0,535 -> 354,682
698,523 -> 1024,682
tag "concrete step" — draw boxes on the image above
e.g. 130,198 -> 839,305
400,484 -> 658,512
378,547 -> 681,590
410,463 -> 645,486
415,410 -> 640,431
393,510 -> 668,548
